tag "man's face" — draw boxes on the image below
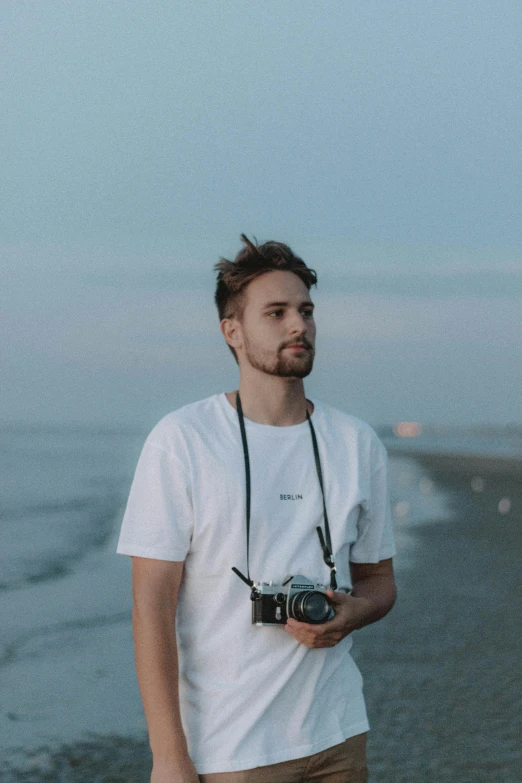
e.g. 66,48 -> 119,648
236,270 -> 316,378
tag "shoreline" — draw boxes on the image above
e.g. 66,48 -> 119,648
387,446 -> 522,477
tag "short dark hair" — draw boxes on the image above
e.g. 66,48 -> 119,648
214,234 -> 318,361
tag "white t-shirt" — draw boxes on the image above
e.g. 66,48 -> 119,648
117,393 -> 395,774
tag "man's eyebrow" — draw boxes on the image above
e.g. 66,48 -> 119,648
263,300 -> 315,309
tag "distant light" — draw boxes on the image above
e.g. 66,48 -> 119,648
498,498 -> 511,515
471,476 -> 485,493
393,422 -> 422,437
394,501 -> 410,519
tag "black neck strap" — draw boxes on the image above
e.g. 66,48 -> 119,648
232,392 -> 337,591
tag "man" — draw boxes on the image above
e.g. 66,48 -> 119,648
117,235 -> 397,782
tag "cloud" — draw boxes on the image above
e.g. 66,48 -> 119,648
314,292 -> 521,347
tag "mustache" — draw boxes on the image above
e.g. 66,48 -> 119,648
280,339 -> 313,350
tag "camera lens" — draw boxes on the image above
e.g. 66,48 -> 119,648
289,591 -> 331,624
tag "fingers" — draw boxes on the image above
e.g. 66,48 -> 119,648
285,618 -> 345,648
285,592 -> 356,648
284,629 -> 338,648
326,588 -> 351,606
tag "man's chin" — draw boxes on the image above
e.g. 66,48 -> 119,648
244,348 -> 314,378
275,359 -> 314,378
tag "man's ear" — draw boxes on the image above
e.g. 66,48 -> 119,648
220,317 -> 243,352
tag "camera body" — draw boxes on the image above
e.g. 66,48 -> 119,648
252,574 -> 334,626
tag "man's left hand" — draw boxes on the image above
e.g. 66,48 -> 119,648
284,590 -> 372,649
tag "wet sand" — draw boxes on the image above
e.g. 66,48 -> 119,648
2,452 -> 521,782
356,450 -> 522,783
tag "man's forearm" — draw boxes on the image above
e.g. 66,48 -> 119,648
132,604 -> 190,764
350,573 -> 397,630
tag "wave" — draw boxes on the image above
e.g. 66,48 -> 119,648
0,610 -> 130,669
0,498 -> 125,592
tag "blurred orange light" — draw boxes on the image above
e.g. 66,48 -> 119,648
393,422 -> 422,437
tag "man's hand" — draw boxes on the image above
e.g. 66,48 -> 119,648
151,755 -> 199,783
285,559 -> 397,649
284,590 -> 371,648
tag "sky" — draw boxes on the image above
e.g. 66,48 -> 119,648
1,1 -> 521,429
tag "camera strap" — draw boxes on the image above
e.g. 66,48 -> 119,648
306,406 -> 338,590
231,392 -> 337,591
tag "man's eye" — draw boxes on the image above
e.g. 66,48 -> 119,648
267,308 -> 313,318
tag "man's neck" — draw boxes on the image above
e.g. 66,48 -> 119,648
225,373 -> 313,427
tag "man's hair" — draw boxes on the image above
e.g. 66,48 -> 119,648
214,234 -> 317,362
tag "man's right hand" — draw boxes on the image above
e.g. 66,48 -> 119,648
151,756 -> 200,783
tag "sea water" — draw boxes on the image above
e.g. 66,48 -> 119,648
0,424 -> 146,760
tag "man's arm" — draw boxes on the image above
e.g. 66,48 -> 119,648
349,558 -> 397,627
131,557 -> 199,783
285,558 -> 396,649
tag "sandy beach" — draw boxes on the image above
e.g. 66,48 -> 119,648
356,449 -> 522,782
2,448 -> 520,782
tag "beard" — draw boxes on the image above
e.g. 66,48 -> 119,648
243,336 -> 315,378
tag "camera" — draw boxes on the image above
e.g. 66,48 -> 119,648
251,574 -> 334,626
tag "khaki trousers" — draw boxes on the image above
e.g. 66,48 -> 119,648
199,732 -> 368,783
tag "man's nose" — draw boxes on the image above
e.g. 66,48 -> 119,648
288,311 -> 307,335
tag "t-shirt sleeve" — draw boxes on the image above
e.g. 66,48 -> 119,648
349,446 -> 396,564
116,439 -> 193,561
